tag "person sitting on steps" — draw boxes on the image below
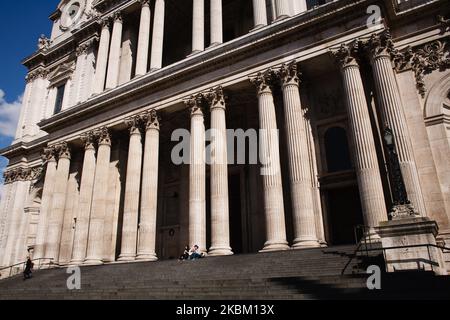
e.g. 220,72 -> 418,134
188,245 -> 205,260
179,246 -> 190,261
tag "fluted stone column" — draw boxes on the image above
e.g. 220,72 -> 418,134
332,43 -> 388,232
206,87 -> 233,256
366,32 -> 426,215
33,147 -> 57,261
70,132 -> 97,265
291,0 -> 307,15
150,0 -> 165,71
252,0 -> 268,29
85,128 -> 111,265
119,118 -> 144,261
137,111 -> 160,261
105,12 -> 123,90
278,62 -> 320,248
251,70 -> 289,252
93,19 -> 111,94
45,143 -> 71,263
192,0 -> 205,54
274,0 -> 290,20
136,0 -> 152,76
210,0 -> 223,47
186,96 -> 207,252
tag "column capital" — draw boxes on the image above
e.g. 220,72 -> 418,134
144,109 -> 160,131
41,146 -> 57,163
205,86 -> 226,111
96,127 -> 112,146
330,41 -> 361,69
76,39 -> 96,57
81,131 -> 97,150
277,61 -> 301,87
139,0 -> 150,7
363,30 -> 395,61
55,142 -> 71,160
100,17 -> 112,29
113,11 -> 123,23
185,94 -> 204,117
250,69 -> 275,95
125,116 -> 143,136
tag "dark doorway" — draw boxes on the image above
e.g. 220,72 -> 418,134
229,174 -> 243,254
326,186 -> 364,245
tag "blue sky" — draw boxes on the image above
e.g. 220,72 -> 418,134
0,1 -> 59,183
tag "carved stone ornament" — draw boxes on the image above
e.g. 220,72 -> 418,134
3,167 -> 44,184
143,109 -> 160,131
277,61 -> 301,86
205,86 -> 226,110
330,41 -> 360,69
250,68 -> 276,95
96,127 -> 112,146
185,94 -> 204,116
38,34 -> 51,51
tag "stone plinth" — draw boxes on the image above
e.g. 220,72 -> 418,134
376,217 -> 448,275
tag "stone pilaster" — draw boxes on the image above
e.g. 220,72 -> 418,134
291,0 -> 307,15
186,95 -> 207,252
93,18 -> 111,94
105,12 -> 123,90
206,87 -> 233,256
251,70 -> 289,252
210,0 -> 223,47
332,43 -> 388,233
119,117 -> 144,261
45,143 -> 71,264
150,0 -> 165,71
85,127 -> 111,265
135,0 -> 151,76
192,0 -> 205,54
137,110 -> 160,261
252,0 -> 268,29
365,31 -> 426,216
277,62 -> 320,248
33,147 -> 58,261
71,132 -> 97,265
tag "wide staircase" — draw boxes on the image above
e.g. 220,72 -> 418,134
1,245 -> 449,300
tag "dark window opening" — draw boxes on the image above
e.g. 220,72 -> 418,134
54,84 -> 66,115
324,127 -> 352,173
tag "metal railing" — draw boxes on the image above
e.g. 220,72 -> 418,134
342,225 -> 450,275
0,258 -> 54,279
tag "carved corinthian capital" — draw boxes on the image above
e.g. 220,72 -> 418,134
205,86 -> 226,111
185,94 -> 204,117
363,30 -> 395,60
41,146 -> 57,163
81,131 -> 97,150
330,41 -> 360,69
96,127 -> 112,146
250,68 -> 275,95
125,115 -> 143,135
277,61 -> 300,86
55,142 -> 71,159
144,109 -> 160,131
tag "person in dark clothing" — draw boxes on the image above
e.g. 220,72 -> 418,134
23,257 -> 34,280
179,246 -> 190,261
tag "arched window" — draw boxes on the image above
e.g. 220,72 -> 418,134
324,127 -> 352,173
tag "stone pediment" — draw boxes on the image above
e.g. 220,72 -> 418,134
48,62 -> 75,86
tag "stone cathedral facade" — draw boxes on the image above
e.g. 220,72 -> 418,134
0,0 -> 449,271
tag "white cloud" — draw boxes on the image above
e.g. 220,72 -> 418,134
0,89 -> 22,138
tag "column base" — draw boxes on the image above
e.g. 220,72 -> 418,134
118,254 -> 137,262
292,238 -> 321,249
260,241 -> 290,253
83,259 -> 104,266
149,68 -> 160,73
136,253 -> 158,262
376,217 -> 448,275
68,259 -> 84,266
273,15 -> 289,22
208,246 -> 234,257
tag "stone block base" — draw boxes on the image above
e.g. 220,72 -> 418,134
376,217 -> 447,276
